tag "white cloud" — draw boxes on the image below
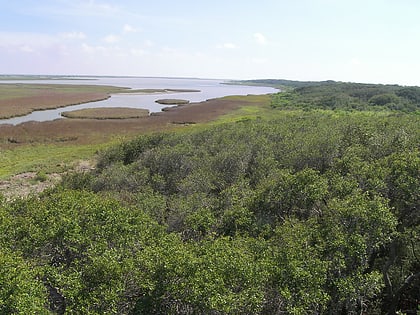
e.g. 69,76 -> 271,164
130,48 -> 146,56
223,43 -> 237,49
20,45 -> 35,53
86,0 -> 116,13
81,43 -> 126,58
61,32 -> 87,40
144,40 -> 154,47
216,42 -> 238,49
103,34 -> 119,43
82,43 -> 113,54
82,43 -> 101,54
123,24 -> 141,34
49,0 -> 120,17
254,32 -> 267,45
251,58 -> 268,64
0,31 -> 55,53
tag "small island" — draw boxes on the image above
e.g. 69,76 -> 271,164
155,99 -> 190,105
61,107 -> 149,120
120,88 -> 200,94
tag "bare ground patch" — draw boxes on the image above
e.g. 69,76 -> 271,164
0,160 -> 95,199
0,172 -> 61,199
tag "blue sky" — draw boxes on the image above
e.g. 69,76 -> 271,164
1,0 -> 420,85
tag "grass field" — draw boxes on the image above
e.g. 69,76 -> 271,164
0,142 -> 106,179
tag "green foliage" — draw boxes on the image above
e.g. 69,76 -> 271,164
396,86 -> 420,103
270,81 -> 420,112
369,93 -> 401,106
1,190 -> 166,313
60,108 -> 419,313
271,219 -> 330,314
0,248 -> 48,314
34,170 -> 48,182
1,83 -> 419,314
322,192 -> 397,311
234,78 -> 337,89
386,150 -> 420,226
137,236 -> 270,314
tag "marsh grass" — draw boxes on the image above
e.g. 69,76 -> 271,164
34,170 -> 48,182
156,99 -> 190,105
0,84 -> 129,118
118,88 -> 200,94
207,94 -> 273,124
61,107 -> 149,119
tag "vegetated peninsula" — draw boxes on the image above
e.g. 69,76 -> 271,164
236,78 -> 420,112
61,107 -> 150,119
155,98 -> 190,105
0,78 -> 418,315
0,83 -> 127,119
229,78 -> 337,89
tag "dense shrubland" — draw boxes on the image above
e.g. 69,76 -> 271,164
0,81 -> 419,314
271,81 -> 420,112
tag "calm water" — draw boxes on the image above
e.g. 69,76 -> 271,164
0,77 -> 277,125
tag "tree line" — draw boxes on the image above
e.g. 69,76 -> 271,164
270,81 -> 420,112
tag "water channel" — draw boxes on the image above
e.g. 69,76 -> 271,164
0,77 -> 277,125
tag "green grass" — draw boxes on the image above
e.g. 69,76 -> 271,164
208,95 -> 274,124
0,142 -> 109,179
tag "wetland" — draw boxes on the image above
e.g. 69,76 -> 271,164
0,76 -> 277,125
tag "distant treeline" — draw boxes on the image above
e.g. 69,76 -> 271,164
235,78 -> 338,89
269,81 -> 420,112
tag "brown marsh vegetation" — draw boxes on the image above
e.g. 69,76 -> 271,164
155,98 -> 190,105
0,84 -> 130,118
61,107 -> 150,120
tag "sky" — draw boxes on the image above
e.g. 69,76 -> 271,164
1,0 -> 420,85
